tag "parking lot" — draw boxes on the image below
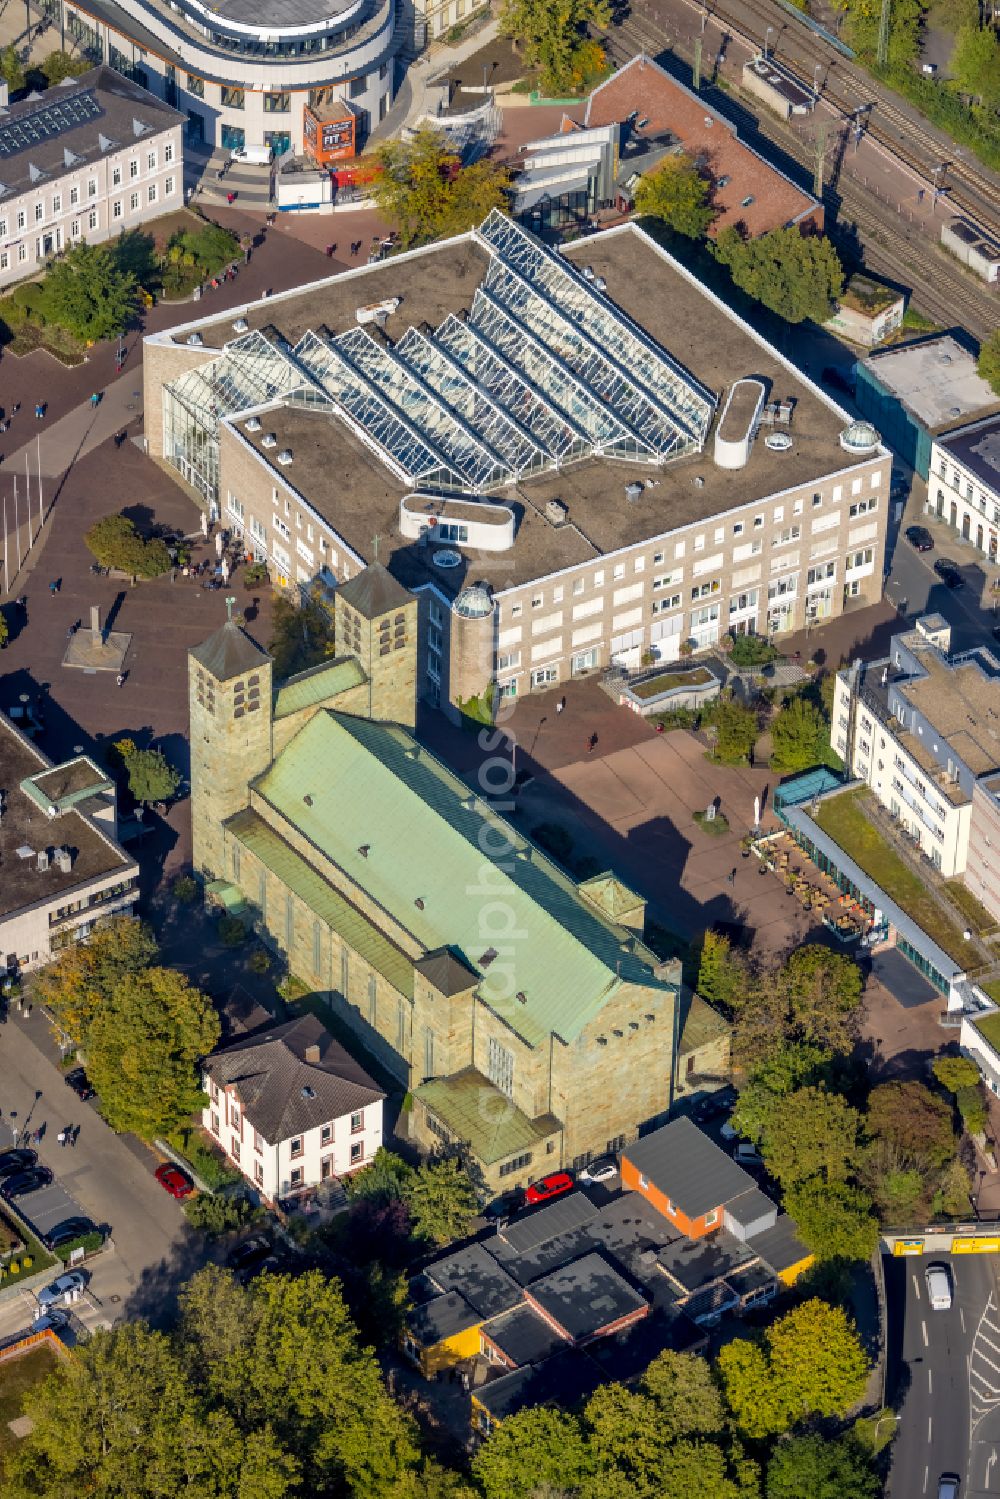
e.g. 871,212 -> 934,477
0,1122 -> 90,1248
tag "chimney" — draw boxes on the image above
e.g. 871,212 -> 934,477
304,1043 -> 320,1064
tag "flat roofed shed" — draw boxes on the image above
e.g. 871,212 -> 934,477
525,1251 -> 648,1342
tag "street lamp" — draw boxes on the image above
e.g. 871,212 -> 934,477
813,62 -> 822,97
764,24 -> 773,57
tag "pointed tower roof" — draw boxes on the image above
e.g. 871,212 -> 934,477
190,620 -> 270,683
337,562 -> 411,621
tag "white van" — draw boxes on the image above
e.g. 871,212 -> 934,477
925,1263 -> 953,1311
230,144 -> 273,166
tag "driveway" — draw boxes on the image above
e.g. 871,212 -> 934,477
0,1010 -> 212,1323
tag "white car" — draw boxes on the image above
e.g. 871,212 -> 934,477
36,1270 -> 87,1309
733,1142 -> 763,1167
720,1119 -> 739,1140
579,1158 -> 618,1185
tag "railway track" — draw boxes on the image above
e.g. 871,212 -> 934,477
603,9 -> 998,336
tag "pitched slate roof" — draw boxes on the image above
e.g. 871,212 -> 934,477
414,947 -> 480,997
337,561 -> 411,620
251,711 -> 674,1047
623,1116 -> 758,1218
190,619 -> 270,683
203,1013 -> 383,1143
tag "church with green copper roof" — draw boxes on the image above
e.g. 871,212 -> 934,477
188,566 -> 730,1194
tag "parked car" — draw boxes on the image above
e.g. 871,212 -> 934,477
525,1171 -> 574,1205
693,1085 -> 737,1123
925,1262 -> 953,1311
579,1158 -> 618,1185
0,1149 -> 37,1179
933,558 -> 963,588
155,1163 -> 194,1199
229,1237 -> 274,1280
481,1188 -> 525,1225
720,1118 -> 739,1141
37,1270 -> 87,1308
42,1217 -> 96,1251
733,1143 -> 763,1167
1,1166 -> 52,1199
31,1309 -> 69,1334
938,1475 -> 959,1499
905,524 -> 934,553
64,1067 -> 95,1101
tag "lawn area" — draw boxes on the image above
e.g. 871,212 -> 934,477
631,666 -> 715,700
812,789 -> 970,964
945,880 -> 999,936
981,979 -> 1000,1006
0,1207 -> 54,1290
975,1009 -> 1000,1052
0,1340 -> 61,1460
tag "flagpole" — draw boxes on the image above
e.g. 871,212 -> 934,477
14,475 -> 20,575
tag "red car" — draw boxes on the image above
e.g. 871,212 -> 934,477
525,1171 -> 574,1206
155,1163 -> 194,1199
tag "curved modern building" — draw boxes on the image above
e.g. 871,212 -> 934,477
50,0 -> 406,154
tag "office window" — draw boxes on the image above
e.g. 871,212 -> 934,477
165,175 -> 174,197
350,1110 -> 364,1133
321,1123 -> 332,1145
112,199 -> 123,219
290,1136 -> 303,1158
146,150 -> 156,171
16,209 -> 25,229
129,158 -> 139,180
264,92 -> 290,112
350,1141 -> 363,1164
17,242 -> 26,261
34,202 -> 43,223
0,251 -> 7,270
147,182 -> 157,204
87,178 -> 97,198
221,85 -> 244,109
165,140 -> 175,161
487,1036 -> 514,1098
87,209 -> 97,230
185,75 -> 204,99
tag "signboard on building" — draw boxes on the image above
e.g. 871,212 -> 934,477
303,102 -> 357,166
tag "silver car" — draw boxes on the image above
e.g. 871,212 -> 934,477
36,1270 -> 87,1309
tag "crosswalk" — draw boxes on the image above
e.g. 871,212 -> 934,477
970,1292 -> 1000,1431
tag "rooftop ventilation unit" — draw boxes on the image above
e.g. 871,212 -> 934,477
594,276 -> 607,292
55,848 -> 72,874
186,332 -> 203,347
433,549 -> 462,568
301,1085 -> 316,1100
233,317 -> 249,333
261,433 -> 277,448
625,482 -> 644,502
545,498 -> 568,526
36,849 -> 49,871
582,266 -> 595,280
244,416 -> 262,432
277,449 -> 293,465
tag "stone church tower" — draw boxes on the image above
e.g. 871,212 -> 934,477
334,562 -> 418,730
188,617 -> 273,880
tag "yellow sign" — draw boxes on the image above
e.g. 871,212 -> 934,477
951,1237 -> 1000,1254
893,1239 -> 924,1256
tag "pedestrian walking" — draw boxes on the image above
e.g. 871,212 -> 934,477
587,732 -> 598,753
57,1129 -> 66,1147
11,401 -> 19,415
70,1125 -> 79,1147
243,245 -> 251,264
728,867 -> 737,886
116,672 -> 125,688
49,580 -> 58,596
556,696 -> 565,714
90,391 -> 101,409
32,1128 -> 40,1146
34,401 -> 44,420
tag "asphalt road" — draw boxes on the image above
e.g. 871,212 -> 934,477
0,1009 -> 212,1324
885,1251 -> 997,1498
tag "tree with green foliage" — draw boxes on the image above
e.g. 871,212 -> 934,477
403,1157 -> 478,1245
473,1405 -> 592,1499
951,23 -> 1000,106
184,1191 -> 262,1237
980,329 -> 1000,397
696,929 -> 748,1013
933,1054 -> 983,1095
84,512 -> 171,579
372,130 -> 510,250
719,1298 -> 869,1438
181,1266 -> 420,1496
728,633 -> 777,669
776,944 -> 864,1052
866,1080 -> 956,1168
641,1349 -> 726,1439
770,695 -> 830,773
0,44 -> 24,95
86,966 -> 220,1138
633,154 -> 716,239
731,1042 -> 832,1139
42,240 -> 139,340
710,694 -> 758,762
784,1177 -> 880,1261
713,226 -> 844,324
839,0 -> 922,65
766,1432 -> 879,1499
933,1155 -> 973,1219
41,50 -> 90,85
498,0 -> 611,97
755,1085 -> 863,1188
33,915 -> 157,1046
269,591 -> 337,679
115,742 -> 181,805
957,1082 -> 989,1135
345,1146 -> 414,1202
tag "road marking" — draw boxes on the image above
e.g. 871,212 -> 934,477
987,1449 -> 998,1488
928,1368 -> 933,1393
922,1319 -> 929,1347
979,1330 -> 1000,1358
914,1272 -> 921,1300
924,1465 -> 929,1493
928,1416 -> 933,1443
974,1347 -> 1000,1377
962,1306 -> 968,1333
